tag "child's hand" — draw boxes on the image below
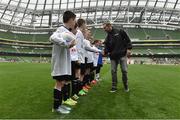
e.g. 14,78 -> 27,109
68,40 -> 76,48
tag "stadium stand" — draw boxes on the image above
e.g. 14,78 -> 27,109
126,28 -> 147,40
132,48 -> 180,54
0,31 -> 50,42
91,28 -> 180,40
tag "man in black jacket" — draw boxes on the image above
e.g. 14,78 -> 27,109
103,23 -> 132,92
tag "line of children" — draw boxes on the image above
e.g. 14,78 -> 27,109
82,29 -> 101,92
50,11 -> 103,114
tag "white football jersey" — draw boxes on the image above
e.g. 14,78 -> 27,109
61,31 -> 76,43
84,39 -> 94,63
76,29 -> 85,63
50,26 -> 72,76
84,39 -> 101,53
70,45 -> 79,61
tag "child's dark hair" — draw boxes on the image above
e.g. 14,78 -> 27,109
77,18 -> 86,27
63,11 -> 76,23
74,22 -> 78,29
93,40 -> 100,44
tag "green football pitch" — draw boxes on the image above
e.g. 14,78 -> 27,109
0,62 -> 180,119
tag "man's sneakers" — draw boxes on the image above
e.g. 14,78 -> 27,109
125,88 -> 129,92
124,84 -> 129,92
109,88 -> 130,93
109,88 -> 117,93
52,105 -> 71,114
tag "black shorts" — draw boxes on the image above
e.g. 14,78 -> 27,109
71,61 -> 81,69
71,61 -> 81,79
86,62 -> 93,69
53,75 -> 72,81
91,67 -> 96,72
80,63 -> 86,75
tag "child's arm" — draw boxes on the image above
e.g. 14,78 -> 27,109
49,32 -> 69,48
84,40 -> 101,53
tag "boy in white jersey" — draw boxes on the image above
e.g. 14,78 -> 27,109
62,24 -> 79,106
70,23 -> 81,100
50,11 -> 76,114
76,19 -> 86,77
76,19 -> 87,95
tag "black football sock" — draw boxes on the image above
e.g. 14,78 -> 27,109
53,88 -> 62,109
90,72 -> 95,82
72,80 -> 78,95
77,80 -> 82,92
62,83 -> 70,101
83,75 -> 88,85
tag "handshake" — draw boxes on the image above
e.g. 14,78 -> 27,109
96,50 -> 105,56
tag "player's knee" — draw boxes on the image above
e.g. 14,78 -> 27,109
55,80 -> 65,88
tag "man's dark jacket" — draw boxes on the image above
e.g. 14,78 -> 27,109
104,28 -> 132,60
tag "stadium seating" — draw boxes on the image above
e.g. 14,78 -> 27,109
91,28 -> 106,40
0,45 -> 51,54
165,30 -> 180,39
132,48 -> 180,54
1,28 -> 180,42
126,28 -> 147,40
91,28 -> 180,40
1,28 -> 180,57
143,29 -> 166,40
0,31 -> 50,42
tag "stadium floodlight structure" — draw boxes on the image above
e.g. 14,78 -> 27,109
0,0 -> 180,32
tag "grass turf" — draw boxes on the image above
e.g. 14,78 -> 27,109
0,62 -> 180,119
